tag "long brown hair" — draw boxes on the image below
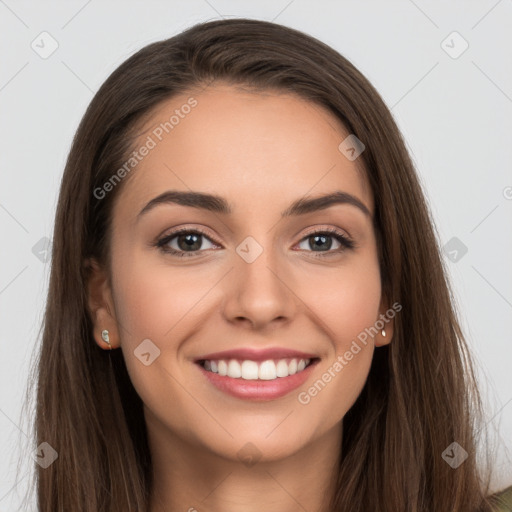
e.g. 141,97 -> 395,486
23,18 -> 500,511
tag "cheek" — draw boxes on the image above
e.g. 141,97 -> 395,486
295,341 -> 374,436
111,249 -> 215,341
289,255 -> 381,421
293,253 -> 382,349
110,250 -> 222,404
110,252 -> 211,420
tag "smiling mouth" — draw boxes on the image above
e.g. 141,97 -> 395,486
197,357 -> 318,381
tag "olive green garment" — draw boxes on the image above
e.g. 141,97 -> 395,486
491,485 -> 512,512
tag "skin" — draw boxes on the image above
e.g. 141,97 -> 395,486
87,84 -> 393,512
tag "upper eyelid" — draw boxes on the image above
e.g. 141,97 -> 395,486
158,226 -> 220,245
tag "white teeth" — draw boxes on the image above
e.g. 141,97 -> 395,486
202,357 -> 312,380
227,360 -> 242,378
217,360 -> 228,376
241,360 -> 259,380
259,360 -> 277,380
276,359 -> 289,377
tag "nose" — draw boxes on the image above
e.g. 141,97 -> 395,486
221,241 -> 297,331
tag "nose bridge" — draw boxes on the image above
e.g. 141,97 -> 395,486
222,232 -> 296,328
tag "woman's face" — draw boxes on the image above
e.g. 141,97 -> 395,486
90,84 -> 392,462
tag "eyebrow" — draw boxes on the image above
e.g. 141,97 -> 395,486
137,189 -> 371,220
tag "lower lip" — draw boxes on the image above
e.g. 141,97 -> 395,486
196,361 -> 318,401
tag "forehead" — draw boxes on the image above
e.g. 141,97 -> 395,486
114,84 -> 373,220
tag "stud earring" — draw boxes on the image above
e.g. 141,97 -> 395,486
101,329 -> 112,350
381,328 -> 386,337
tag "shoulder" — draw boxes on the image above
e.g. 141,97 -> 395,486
489,484 -> 512,512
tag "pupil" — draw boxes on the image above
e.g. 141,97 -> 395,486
310,234 -> 332,251
179,233 -> 201,251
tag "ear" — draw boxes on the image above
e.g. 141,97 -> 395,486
375,294 -> 395,347
84,257 -> 119,350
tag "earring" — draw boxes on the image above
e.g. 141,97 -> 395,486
101,329 -> 112,350
381,328 -> 386,337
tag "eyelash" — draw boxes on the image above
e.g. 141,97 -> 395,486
155,226 -> 356,258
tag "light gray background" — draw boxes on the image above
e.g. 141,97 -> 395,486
1,1 -> 511,509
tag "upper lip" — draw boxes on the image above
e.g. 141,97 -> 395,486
195,347 -> 319,363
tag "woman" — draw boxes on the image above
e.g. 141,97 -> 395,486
28,18 -> 511,511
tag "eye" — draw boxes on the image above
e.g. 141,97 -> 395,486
155,226 -> 356,258
296,227 -> 355,256
156,228 -> 219,257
